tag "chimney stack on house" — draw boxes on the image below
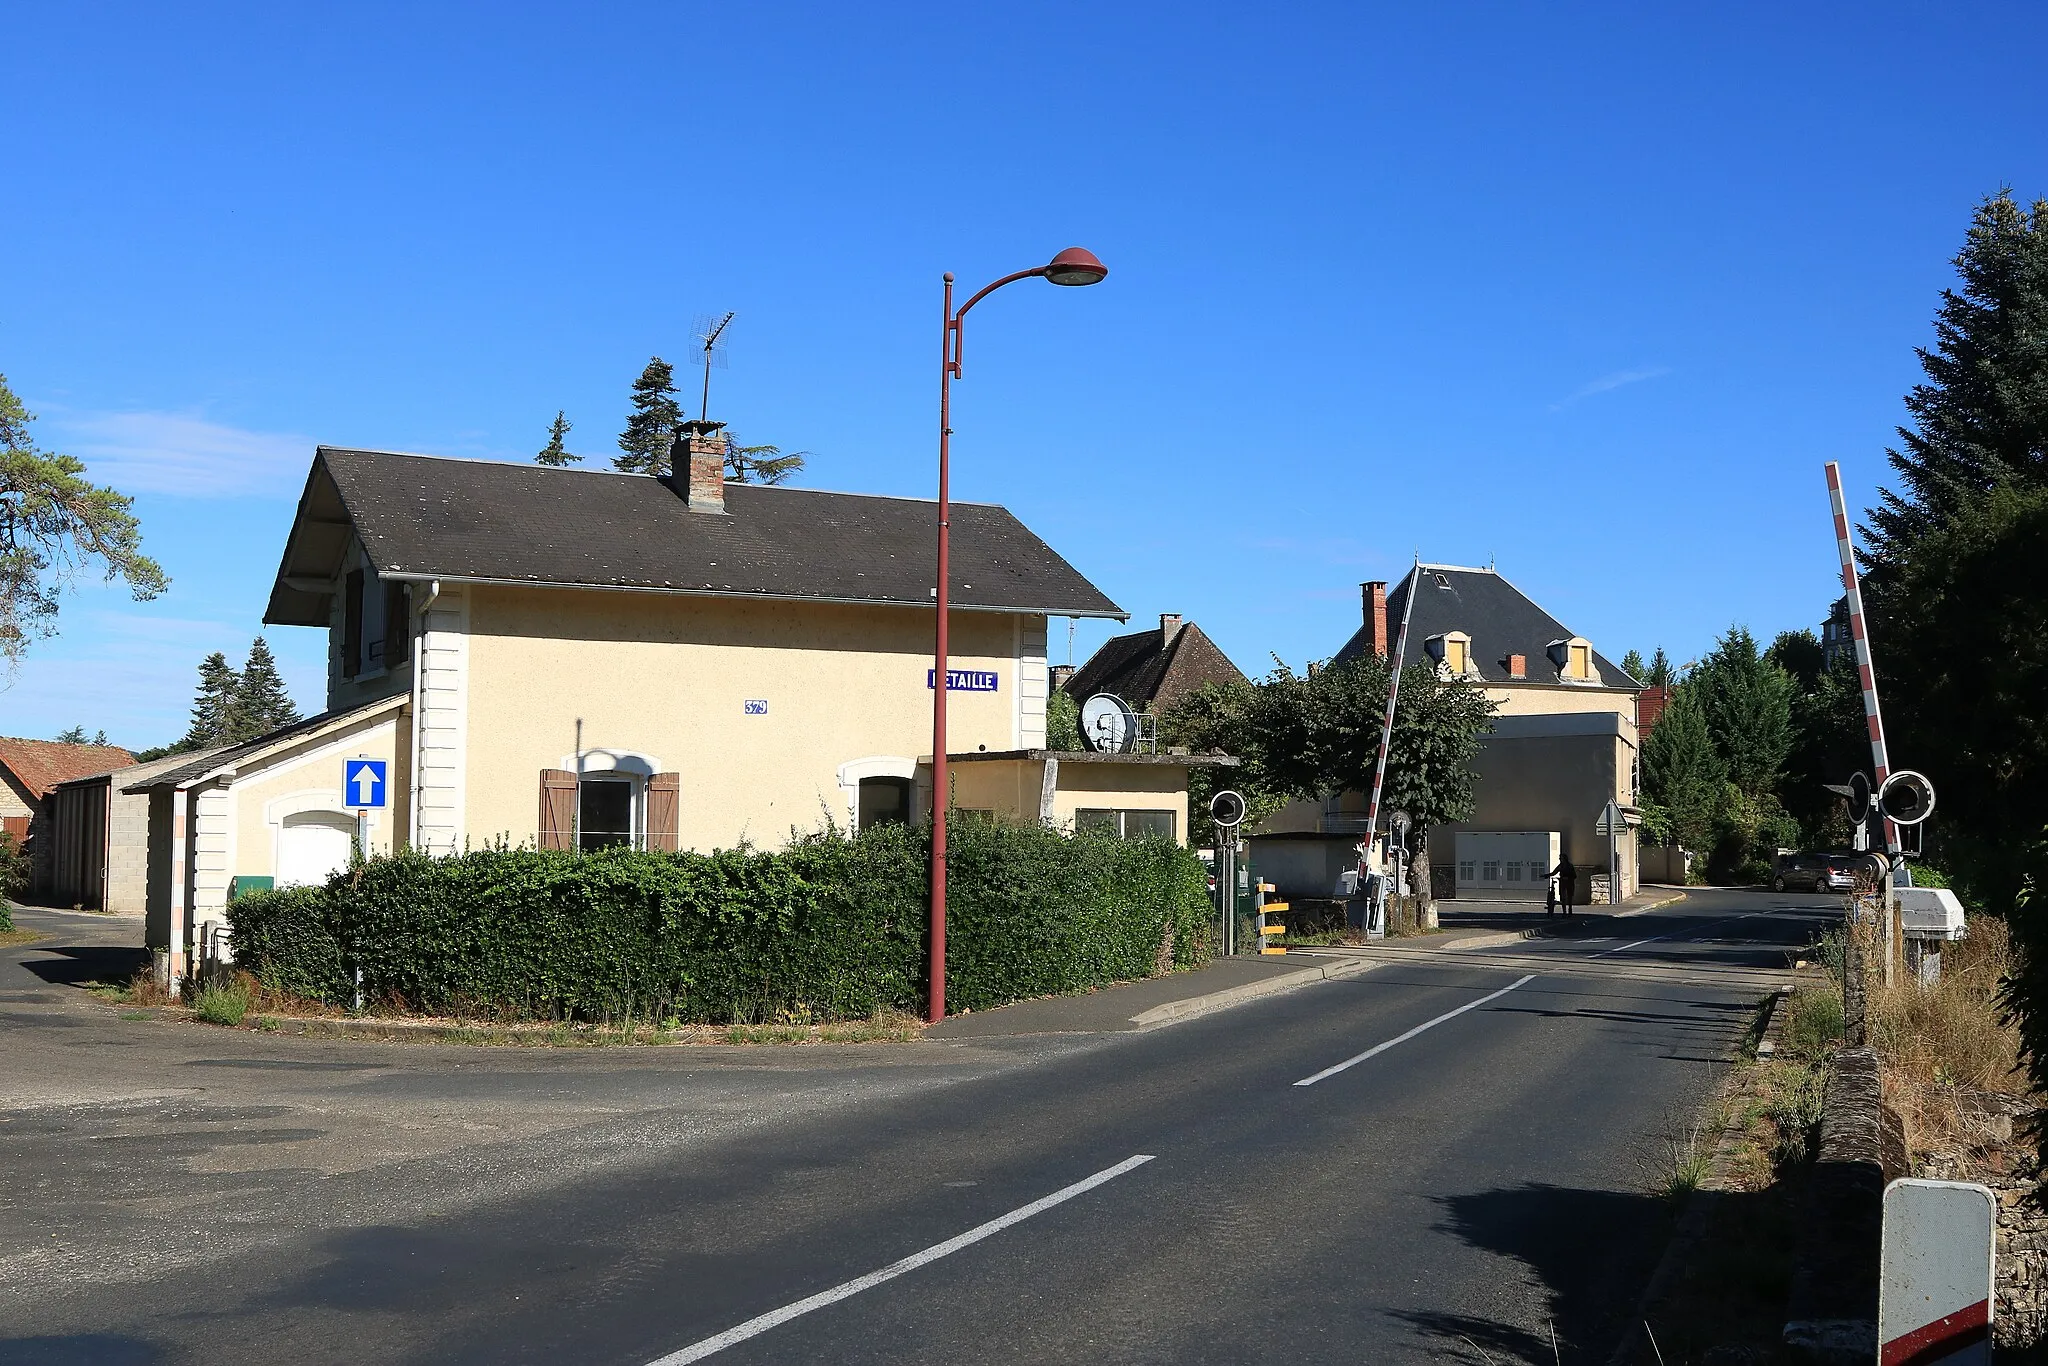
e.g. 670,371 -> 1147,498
1362,581 -> 1389,657
1159,613 -> 1183,647
1507,653 -> 1527,680
1049,664 -> 1076,692
666,419 -> 729,514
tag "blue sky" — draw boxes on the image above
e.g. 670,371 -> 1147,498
3,3 -> 2043,748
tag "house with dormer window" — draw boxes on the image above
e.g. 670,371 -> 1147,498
127,422 -> 1211,979
1261,563 -> 1645,904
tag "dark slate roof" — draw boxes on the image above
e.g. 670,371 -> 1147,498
1065,620 -> 1248,710
123,700 -> 401,792
1331,565 -> 1639,688
265,448 -> 1124,627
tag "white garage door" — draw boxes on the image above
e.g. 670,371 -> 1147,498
277,812 -> 356,887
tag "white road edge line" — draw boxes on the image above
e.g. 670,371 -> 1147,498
1588,908 -> 1776,959
1292,974 -> 1537,1088
644,1153 -> 1157,1364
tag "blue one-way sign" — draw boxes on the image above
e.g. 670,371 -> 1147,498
345,759 -> 387,809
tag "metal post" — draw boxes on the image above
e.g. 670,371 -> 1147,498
929,272 -> 955,1025
924,257 -> 1099,1022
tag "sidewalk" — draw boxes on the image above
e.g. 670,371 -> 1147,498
925,952 -> 1377,1039
1434,884 -> 1688,933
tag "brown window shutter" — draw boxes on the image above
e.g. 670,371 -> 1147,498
647,773 -> 681,852
538,769 -> 578,851
342,568 -> 365,678
384,582 -> 411,664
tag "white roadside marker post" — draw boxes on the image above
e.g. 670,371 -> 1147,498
1880,1178 -> 1995,1365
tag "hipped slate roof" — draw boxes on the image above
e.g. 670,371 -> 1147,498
0,737 -> 136,801
265,448 -> 1125,627
1332,565 -> 1638,688
1065,620 -> 1248,711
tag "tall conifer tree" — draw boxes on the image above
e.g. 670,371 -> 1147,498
233,636 -> 300,739
180,652 -> 241,752
536,411 -> 579,466
615,359 -> 682,475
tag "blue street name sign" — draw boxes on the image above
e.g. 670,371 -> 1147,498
926,669 -> 999,692
744,698 -> 769,715
345,758 -> 388,809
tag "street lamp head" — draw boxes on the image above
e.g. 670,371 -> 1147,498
1043,247 -> 1108,287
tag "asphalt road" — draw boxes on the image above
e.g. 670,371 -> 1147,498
1,888 -> 1841,1365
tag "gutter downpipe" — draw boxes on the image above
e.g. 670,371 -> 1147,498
407,580 -> 441,852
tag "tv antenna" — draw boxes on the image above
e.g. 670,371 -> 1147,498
694,311 -> 735,421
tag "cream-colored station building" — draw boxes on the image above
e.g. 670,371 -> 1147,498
133,423 -> 1198,975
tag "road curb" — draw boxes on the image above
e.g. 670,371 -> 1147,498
1615,890 -> 1690,919
1127,957 -> 1381,1029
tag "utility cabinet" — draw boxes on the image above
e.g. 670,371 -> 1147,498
1454,831 -> 1561,902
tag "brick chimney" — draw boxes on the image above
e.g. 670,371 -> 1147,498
1362,582 -> 1389,657
1049,663 -> 1075,692
666,419 -> 729,514
1507,653 -> 1527,680
1159,613 -> 1183,647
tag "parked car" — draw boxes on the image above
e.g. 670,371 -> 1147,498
1771,851 -> 1857,893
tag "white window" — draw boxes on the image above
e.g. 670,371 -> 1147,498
1075,809 -> 1177,841
1505,861 -> 1524,883
1482,860 -> 1501,881
1458,860 -> 1475,881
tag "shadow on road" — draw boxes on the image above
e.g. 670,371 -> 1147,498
16,943 -> 149,989
1399,1183 -> 1673,1363
0,1334 -> 165,1365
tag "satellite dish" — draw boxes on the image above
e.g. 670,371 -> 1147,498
1209,789 -> 1247,828
1079,693 -> 1135,754
1847,771 -> 1871,816
1878,770 -> 1936,825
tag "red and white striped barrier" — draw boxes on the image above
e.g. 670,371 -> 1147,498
1824,461 -> 1900,854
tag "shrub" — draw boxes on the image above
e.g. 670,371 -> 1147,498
0,831 -> 27,913
226,818 -> 1211,1023
193,976 -> 254,1026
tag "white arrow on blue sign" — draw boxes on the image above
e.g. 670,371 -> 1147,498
345,758 -> 388,809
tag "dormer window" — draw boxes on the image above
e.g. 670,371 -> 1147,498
1546,636 -> 1599,683
1425,631 -> 1475,678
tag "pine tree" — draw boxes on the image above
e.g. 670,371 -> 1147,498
1642,684 -> 1723,854
536,411 -> 579,466
2,373 -> 167,669
53,725 -> 108,745
233,636 -> 301,740
1647,648 -> 1673,687
1692,626 -> 1794,797
179,652 -> 241,751
615,358 -> 682,475
1621,649 -> 1646,682
1865,192 -> 2048,566
725,435 -> 807,485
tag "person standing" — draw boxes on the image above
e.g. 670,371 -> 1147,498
1550,857 -> 1578,917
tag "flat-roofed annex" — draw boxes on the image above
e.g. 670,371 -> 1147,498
264,447 -> 1127,627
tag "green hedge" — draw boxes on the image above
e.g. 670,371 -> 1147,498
225,819 -> 1211,1022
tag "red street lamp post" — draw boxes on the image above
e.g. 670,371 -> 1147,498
928,247 -> 1108,1023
